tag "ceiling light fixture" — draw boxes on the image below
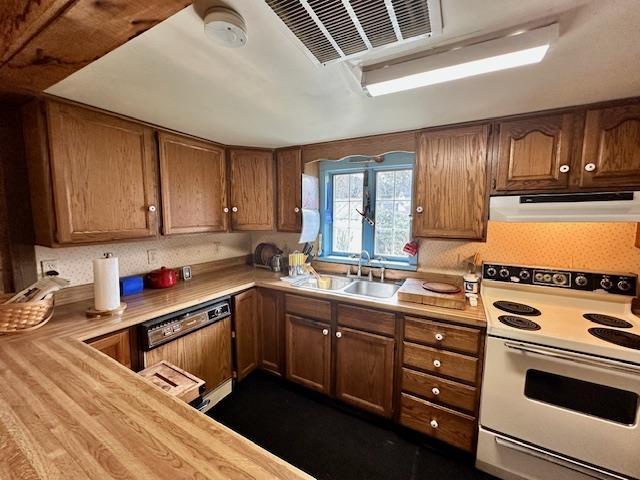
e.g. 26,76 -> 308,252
363,23 -> 558,97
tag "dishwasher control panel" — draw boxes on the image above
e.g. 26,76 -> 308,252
140,297 -> 231,350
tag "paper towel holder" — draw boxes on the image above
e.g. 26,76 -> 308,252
86,252 -> 128,318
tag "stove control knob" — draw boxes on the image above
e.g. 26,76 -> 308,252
519,270 -> 531,281
486,267 -> 497,277
543,274 -> 552,283
499,268 -> 509,278
575,275 -> 588,287
552,273 -> 568,286
600,276 -> 613,290
618,280 -> 631,292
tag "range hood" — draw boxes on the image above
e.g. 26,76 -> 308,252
489,192 -> 640,222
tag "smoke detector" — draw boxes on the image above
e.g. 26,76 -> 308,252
204,7 -> 247,48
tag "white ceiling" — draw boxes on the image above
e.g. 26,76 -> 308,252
47,0 -> 640,148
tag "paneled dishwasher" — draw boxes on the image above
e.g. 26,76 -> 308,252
139,296 -> 233,412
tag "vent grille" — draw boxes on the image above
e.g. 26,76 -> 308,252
266,0 -> 440,65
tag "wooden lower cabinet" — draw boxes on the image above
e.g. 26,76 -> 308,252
234,289 -> 259,381
285,314 -> 331,394
87,329 -> 133,369
257,288 -> 283,375
335,327 -> 395,417
400,393 -> 476,452
144,318 -> 232,394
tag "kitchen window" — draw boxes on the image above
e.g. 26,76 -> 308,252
319,152 -> 416,269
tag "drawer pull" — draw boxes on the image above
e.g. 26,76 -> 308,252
434,333 -> 445,341
430,419 -> 439,429
433,359 -> 441,368
322,328 -> 329,336
432,387 -> 440,396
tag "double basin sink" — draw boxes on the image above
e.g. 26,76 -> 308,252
292,274 -> 401,299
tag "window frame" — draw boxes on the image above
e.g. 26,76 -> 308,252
319,153 -> 417,269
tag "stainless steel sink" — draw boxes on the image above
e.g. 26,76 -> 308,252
295,275 -> 354,291
343,280 -> 400,299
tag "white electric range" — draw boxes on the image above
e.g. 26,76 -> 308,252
476,263 -> 640,480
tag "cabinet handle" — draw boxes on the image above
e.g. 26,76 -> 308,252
433,359 -> 441,368
232,206 -> 238,212
559,164 -> 570,173
584,163 -> 596,172
223,207 -> 229,213
430,419 -> 439,429
432,387 -> 440,396
434,333 -> 445,341
294,207 -> 300,213
416,206 -> 424,214
336,331 -> 342,338
148,205 -> 157,213
322,328 -> 329,336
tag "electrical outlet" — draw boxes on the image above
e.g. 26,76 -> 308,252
147,249 -> 158,264
40,259 -> 58,276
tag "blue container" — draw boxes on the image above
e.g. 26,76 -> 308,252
119,275 -> 144,297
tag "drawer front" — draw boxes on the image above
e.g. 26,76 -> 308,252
402,368 -> 477,413
405,316 -> 481,355
403,342 -> 478,384
337,304 -> 395,337
400,393 -> 476,452
285,294 -> 331,321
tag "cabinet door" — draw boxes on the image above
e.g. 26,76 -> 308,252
229,149 -> 275,230
495,113 -> 575,191
285,314 -> 331,394
258,288 -> 283,375
580,104 -> 640,188
158,132 -> 228,234
335,327 -> 395,417
234,289 -> 259,381
413,125 -> 490,239
46,101 -> 158,243
88,329 -> 132,369
144,318 -> 232,393
276,147 -> 302,232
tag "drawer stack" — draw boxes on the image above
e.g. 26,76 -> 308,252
399,316 -> 483,452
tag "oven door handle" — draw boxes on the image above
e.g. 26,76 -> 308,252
504,341 -> 640,375
495,435 -> 629,480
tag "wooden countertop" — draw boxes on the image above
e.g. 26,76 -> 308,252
0,266 -> 485,479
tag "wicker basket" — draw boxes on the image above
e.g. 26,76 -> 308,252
0,294 -> 55,333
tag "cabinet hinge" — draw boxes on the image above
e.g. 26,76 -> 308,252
232,371 -> 238,379
491,178 -> 496,189
231,331 -> 236,339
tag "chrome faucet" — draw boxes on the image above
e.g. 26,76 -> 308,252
377,257 -> 386,283
358,250 -> 371,278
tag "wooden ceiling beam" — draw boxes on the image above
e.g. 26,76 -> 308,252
0,0 -> 191,94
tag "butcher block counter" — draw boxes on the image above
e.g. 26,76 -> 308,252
0,266 -> 485,479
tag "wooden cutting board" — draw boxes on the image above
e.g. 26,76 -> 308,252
398,278 -> 466,310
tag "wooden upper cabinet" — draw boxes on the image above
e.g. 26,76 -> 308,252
276,147 -> 302,232
580,103 -> 640,188
413,125 -> 490,240
234,289 -> 259,381
494,113 -> 576,192
41,101 -> 159,244
158,132 -> 228,235
228,149 -> 275,231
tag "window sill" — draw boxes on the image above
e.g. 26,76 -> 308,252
316,255 -> 418,272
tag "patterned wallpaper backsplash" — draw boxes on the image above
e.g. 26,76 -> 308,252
417,222 -> 640,274
33,223 -> 640,287
35,232 -> 251,286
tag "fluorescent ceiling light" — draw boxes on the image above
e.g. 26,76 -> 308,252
363,24 -> 558,96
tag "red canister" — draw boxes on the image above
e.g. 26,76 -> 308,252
145,267 -> 177,289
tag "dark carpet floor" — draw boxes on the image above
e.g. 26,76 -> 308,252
208,371 -> 494,480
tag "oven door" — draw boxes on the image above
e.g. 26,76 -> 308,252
480,336 -> 640,479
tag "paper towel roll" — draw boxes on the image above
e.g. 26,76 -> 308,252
93,253 -> 120,311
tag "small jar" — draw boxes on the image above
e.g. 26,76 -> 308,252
463,273 -> 480,295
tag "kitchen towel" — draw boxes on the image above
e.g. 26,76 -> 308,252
93,253 -> 120,311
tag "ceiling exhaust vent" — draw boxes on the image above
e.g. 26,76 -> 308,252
265,0 -> 442,65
